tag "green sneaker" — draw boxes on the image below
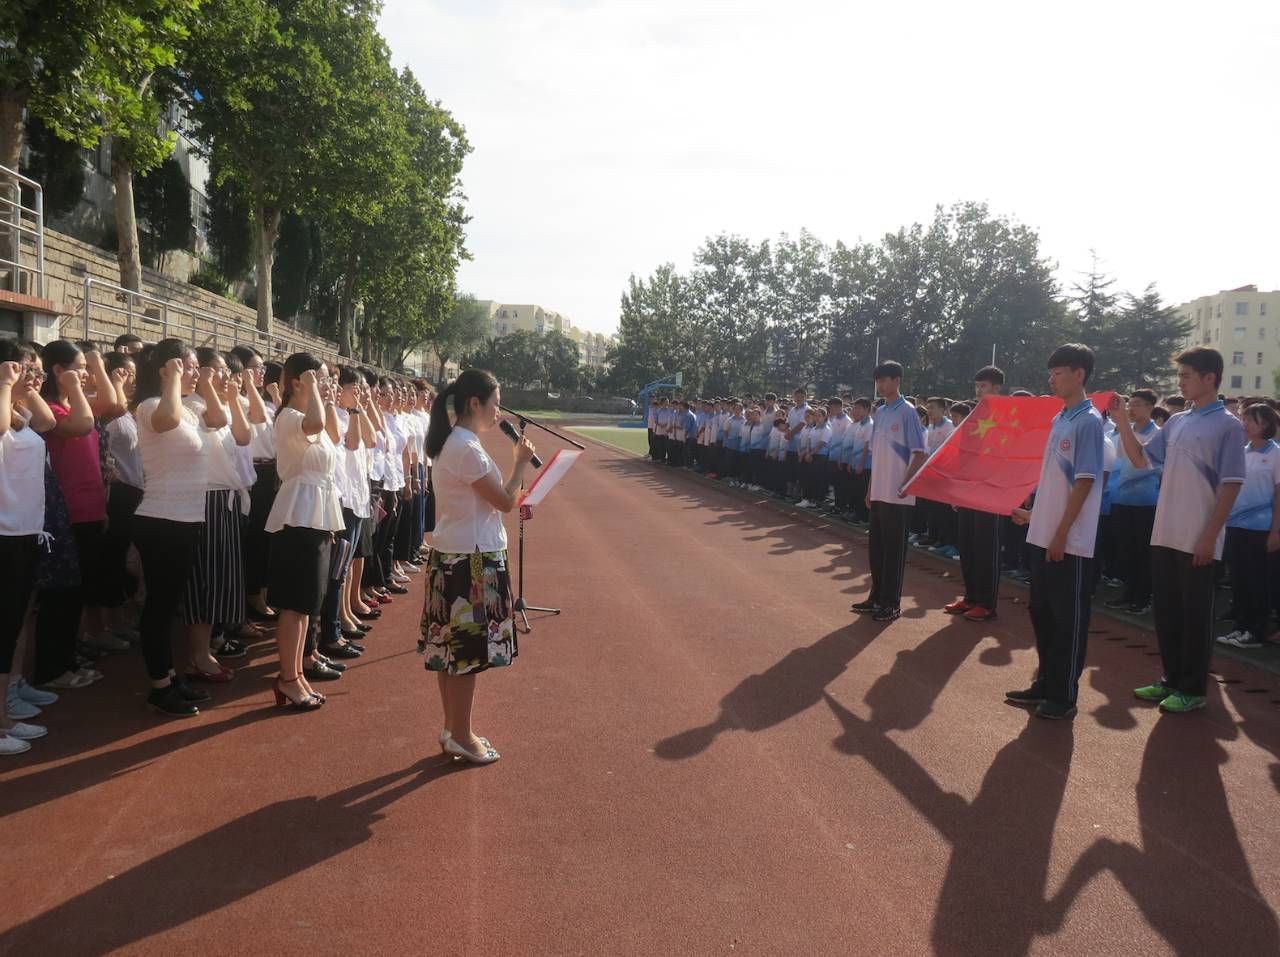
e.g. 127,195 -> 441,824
1133,683 -> 1171,701
1159,693 -> 1207,714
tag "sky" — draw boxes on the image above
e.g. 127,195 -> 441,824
380,0 -> 1280,336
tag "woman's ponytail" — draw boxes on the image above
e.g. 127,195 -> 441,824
425,382 -> 456,459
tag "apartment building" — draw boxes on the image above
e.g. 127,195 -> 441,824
478,300 -> 617,372
1175,285 -> 1280,395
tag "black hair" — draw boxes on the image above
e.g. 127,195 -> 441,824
926,396 -> 948,408
104,351 -> 135,374
1174,346 -> 1224,389
974,365 -> 1005,386
223,351 -> 244,375
1165,395 -> 1187,408
950,401 -> 972,415
853,396 -> 872,410
873,360 -> 904,380
426,369 -> 500,459
114,333 -> 143,350
764,392 -> 777,402
792,387 -> 806,396
196,346 -> 225,368
1151,406 -> 1171,424
280,352 -> 323,407
827,396 -> 843,407
1130,388 -> 1159,406
1011,389 -> 1034,398
263,361 -> 284,386
337,366 -> 361,386
916,406 -> 928,423
1244,403 -> 1279,440
1046,343 -> 1095,384
359,367 -> 377,387
229,345 -> 261,367
133,337 -> 195,407
0,339 -> 37,364
40,339 -> 82,400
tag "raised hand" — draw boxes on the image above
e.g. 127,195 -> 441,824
0,361 -> 19,388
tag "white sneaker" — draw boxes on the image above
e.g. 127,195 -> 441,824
6,687 -> 40,720
797,499 -> 812,508
1223,631 -> 1262,649
0,734 -> 31,755
44,670 -> 95,689
11,677 -> 58,706
77,666 -> 105,683
1215,630 -> 1243,645
81,631 -> 130,653
6,721 -> 47,740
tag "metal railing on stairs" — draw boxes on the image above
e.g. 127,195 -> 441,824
0,163 -> 45,299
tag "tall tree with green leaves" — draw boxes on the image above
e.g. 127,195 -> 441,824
422,295 -> 491,383
1105,284 -> 1193,393
134,155 -> 193,270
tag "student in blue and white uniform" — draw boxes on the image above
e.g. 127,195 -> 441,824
723,401 -> 743,481
1216,403 -> 1280,649
1104,388 -> 1161,614
848,397 -> 874,524
1112,347 -> 1246,715
1007,344 -> 1106,720
851,363 -> 928,622
826,398 -> 850,512
785,388 -> 810,496
646,398 -> 660,460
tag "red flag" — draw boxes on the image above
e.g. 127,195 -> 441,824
900,393 -> 1115,514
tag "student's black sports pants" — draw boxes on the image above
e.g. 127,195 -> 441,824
868,501 -> 911,610
1109,504 -> 1155,606
1225,527 -> 1269,642
851,471 -> 870,521
1027,544 -> 1092,705
957,507 -> 1001,610
1150,545 -> 1217,697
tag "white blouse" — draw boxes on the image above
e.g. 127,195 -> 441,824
265,406 -> 344,533
382,413 -> 406,492
185,396 -> 251,495
106,412 -> 144,490
134,396 -> 208,523
242,395 -> 277,461
431,426 -> 506,553
0,409 -> 48,536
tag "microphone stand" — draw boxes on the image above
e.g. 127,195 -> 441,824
499,405 -> 585,634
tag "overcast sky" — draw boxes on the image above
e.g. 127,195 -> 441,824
381,0 -> 1280,335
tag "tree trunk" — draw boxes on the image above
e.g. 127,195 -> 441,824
0,87 -> 26,292
255,203 -> 281,334
111,144 -> 143,292
436,354 -> 446,384
337,250 -> 358,357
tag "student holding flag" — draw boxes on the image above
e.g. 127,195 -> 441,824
948,366 -> 1005,622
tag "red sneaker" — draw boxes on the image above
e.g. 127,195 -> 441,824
963,606 -> 997,622
944,599 -> 971,615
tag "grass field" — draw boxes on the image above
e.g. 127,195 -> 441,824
567,426 -> 649,456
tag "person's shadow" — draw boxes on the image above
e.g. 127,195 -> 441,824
824,693 -> 1076,957
652,621 -> 880,760
0,756 -> 464,957
1047,714 -> 1280,954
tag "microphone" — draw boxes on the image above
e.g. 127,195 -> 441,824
499,419 -> 543,468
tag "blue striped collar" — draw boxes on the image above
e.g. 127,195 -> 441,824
1059,397 -> 1093,420
884,396 -> 906,412
1246,440 -> 1276,454
1194,400 -> 1225,415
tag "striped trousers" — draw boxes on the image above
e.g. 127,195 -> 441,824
1027,545 -> 1092,705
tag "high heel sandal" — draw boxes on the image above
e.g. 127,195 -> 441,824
273,677 -> 323,711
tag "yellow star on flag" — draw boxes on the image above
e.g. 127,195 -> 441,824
971,416 -> 998,439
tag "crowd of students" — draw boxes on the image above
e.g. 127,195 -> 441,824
0,332 -> 435,754
647,345 -> 1279,720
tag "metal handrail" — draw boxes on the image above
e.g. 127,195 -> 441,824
76,276 -> 396,376
0,162 -> 45,298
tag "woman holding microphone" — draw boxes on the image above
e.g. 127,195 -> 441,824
421,370 -> 534,765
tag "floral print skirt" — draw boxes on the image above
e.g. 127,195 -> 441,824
420,549 -> 517,675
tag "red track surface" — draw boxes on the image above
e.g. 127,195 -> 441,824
2,431 -> 1279,956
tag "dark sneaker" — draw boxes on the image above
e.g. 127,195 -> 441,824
1103,598 -> 1131,609
850,599 -> 878,614
173,680 -> 211,703
147,685 -> 199,718
872,607 -> 901,622
1034,700 -> 1077,720
1127,604 -> 1151,616
1005,687 -> 1046,705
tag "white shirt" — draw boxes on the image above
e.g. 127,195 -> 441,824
134,396 -> 208,523
383,413 -> 406,492
431,426 -> 507,553
265,407 -> 345,533
0,409 -> 47,536
106,413 -> 144,490
184,396 -> 249,494
1026,400 -> 1106,559
869,398 -> 928,505
927,418 -> 955,452
242,395 -> 276,460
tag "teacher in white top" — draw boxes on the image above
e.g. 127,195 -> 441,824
421,369 -> 535,765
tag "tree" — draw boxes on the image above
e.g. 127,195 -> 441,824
1105,285 -> 1193,393
604,265 -> 696,395
18,116 -> 86,221
539,331 -> 582,391
422,295 -> 491,383
134,156 -> 192,270
206,154 -> 255,282
272,213 -> 321,322
1069,249 -> 1119,358
183,0 -> 352,332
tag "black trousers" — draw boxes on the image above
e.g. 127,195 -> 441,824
132,516 -> 201,681
647,428 -> 655,459
868,501 -> 912,610
957,507 -> 1001,610
1027,545 -> 1093,705
851,471 -> 870,522
0,535 -> 37,673
244,462 -> 277,591
35,521 -> 105,685
101,481 -> 144,606
1150,545 -> 1217,697
374,489 -> 400,588
1225,527 -> 1270,641
1109,504 -> 1155,605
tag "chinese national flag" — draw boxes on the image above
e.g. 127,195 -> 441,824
900,393 -> 1115,515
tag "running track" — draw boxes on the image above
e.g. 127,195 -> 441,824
2,430 -> 1278,956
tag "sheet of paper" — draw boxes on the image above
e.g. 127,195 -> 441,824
519,449 -> 583,506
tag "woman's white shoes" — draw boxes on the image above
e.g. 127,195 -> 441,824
440,729 -> 500,764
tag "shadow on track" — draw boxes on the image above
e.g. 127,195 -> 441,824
0,756 -> 465,957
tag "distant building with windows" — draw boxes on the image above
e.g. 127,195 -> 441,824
477,300 -> 616,373
1175,285 -> 1280,395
